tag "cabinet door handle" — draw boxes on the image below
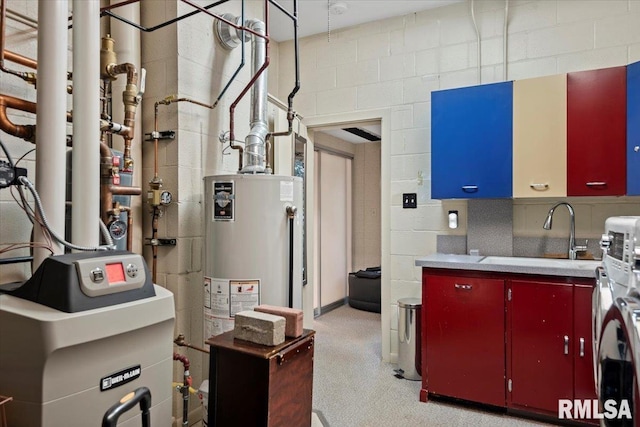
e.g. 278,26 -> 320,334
529,183 -> 549,191
586,181 -> 607,187
454,284 -> 473,290
564,335 -> 569,355
461,185 -> 478,193
579,337 -> 585,357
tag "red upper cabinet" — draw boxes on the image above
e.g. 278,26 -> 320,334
567,66 -> 627,196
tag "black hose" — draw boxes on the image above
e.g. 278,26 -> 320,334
0,256 -> 32,265
288,214 -> 294,308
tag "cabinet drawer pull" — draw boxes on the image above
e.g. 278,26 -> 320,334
454,284 -> 473,290
461,185 -> 478,193
564,335 -> 569,355
579,337 -> 585,357
586,181 -> 607,187
529,183 -> 549,191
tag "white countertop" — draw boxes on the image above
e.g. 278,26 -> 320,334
415,253 -> 600,278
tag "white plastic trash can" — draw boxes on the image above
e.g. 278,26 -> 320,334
397,298 -> 422,381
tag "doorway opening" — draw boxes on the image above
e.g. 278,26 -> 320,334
311,121 -> 382,317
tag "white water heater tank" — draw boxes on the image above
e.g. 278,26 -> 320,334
203,174 -> 303,337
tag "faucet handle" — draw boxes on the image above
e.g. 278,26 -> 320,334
574,239 -> 588,253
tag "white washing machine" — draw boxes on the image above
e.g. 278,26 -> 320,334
593,217 -> 640,426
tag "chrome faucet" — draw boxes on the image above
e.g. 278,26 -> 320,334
543,202 -> 587,260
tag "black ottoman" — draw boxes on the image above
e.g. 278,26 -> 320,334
348,268 -> 381,313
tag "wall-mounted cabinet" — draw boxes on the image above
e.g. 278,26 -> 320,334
512,75 -> 567,198
567,66 -> 626,196
627,61 -> 640,195
431,64 -> 632,199
431,82 -> 513,199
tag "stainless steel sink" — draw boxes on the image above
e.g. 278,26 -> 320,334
479,256 -> 600,270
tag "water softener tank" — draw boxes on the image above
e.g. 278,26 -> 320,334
203,174 -> 304,337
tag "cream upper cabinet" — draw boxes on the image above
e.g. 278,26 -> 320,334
512,74 -> 567,198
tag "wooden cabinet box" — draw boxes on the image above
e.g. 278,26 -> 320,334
206,329 -> 315,427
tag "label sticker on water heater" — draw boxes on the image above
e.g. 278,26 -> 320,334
100,365 -> 141,391
280,181 -> 294,202
213,181 -> 234,221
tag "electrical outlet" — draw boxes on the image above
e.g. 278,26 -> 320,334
402,193 -> 417,209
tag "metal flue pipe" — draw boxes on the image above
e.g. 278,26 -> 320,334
241,17 -> 268,174
34,0 -> 68,267
72,0 -> 101,249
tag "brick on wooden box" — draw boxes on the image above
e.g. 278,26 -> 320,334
233,310 -> 286,346
254,305 -> 303,338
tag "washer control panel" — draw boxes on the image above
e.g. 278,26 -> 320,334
75,254 -> 146,297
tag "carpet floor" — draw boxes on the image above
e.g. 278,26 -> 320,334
311,304 -> 553,427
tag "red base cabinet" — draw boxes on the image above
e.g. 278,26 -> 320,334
422,271 -> 506,407
422,269 -> 597,424
508,280 -> 574,415
506,278 -> 597,421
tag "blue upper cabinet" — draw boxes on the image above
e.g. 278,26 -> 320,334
628,61 -> 640,195
431,81 -> 513,199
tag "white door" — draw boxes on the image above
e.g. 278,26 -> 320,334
314,149 -> 352,313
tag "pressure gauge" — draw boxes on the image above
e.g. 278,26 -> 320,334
160,190 -> 172,206
108,219 -> 127,240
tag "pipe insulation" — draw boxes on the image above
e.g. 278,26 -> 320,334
34,0 -> 68,267
110,0 -> 142,253
242,18 -> 268,174
72,0 -> 101,249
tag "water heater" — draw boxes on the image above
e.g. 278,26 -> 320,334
203,174 -> 303,338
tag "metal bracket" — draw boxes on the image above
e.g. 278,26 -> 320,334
145,238 -> 177,246
145,130 -> 175,141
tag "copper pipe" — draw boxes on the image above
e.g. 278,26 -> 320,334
120,206 -> 133,252
4,50 -> 36,69
100,142 -> 141,226
0,0 -> 36,82
154,95 -> 214,177
174,334 -> 210,354
0,94 -> 36,141
153,102 -> 159,178
111,185 -> 141,196
106,63 -> 138,171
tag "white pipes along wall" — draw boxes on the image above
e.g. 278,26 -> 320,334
34,0 -> 68,267
72,0 -> 101,249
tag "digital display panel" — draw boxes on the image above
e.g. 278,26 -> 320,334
105,262 -> 126,284
610,232 -> 625,261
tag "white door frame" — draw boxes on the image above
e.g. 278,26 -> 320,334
304,108 -> 392,361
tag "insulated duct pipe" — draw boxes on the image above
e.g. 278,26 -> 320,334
34,0 -> 68,267
242,18 -> 268,174
110,0 -> 142,170
72,0 -> 101,249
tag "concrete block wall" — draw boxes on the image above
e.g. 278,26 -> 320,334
276,0 -> 640,360
140,0 -> 263,423
0,0 -> 42,282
